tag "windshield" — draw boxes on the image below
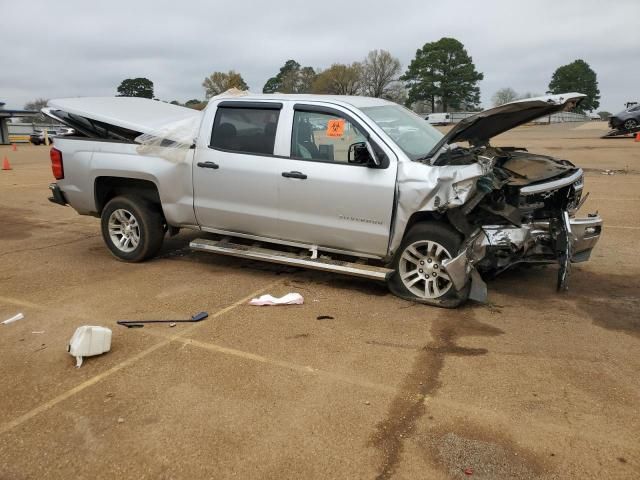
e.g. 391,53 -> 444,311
361,105 -> 443,160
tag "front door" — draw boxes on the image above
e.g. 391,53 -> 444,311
193,101 -> 283,238
277,104 -> 397,257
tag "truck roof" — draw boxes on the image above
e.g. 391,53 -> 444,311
207,93 -> 394,109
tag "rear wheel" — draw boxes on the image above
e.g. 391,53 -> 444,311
100,195 -> 164,262
388,222 -> 464,304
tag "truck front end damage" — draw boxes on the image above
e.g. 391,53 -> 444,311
387,93 -> 603,305
399,152 -> 603,304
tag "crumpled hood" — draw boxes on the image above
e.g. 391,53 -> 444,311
428,93 -> 586,159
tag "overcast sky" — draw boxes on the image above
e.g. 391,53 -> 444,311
1,0 -> 638,113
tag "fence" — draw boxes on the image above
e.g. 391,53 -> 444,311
8,122 -> 65,143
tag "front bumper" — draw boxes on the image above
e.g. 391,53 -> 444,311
48,183 -> 68,206
481,214 -> 602,263
443,213 -> 603,294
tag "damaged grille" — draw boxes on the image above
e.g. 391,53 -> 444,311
517,173 -> 583,220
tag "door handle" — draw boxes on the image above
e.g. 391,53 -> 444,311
197,161 -> 219,169
282,171 -> 307,180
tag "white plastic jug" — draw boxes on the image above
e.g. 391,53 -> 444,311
68,326 -> 112,367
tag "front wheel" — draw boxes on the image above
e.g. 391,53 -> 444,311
623,119 -> 637,131
388,222 -> 467,306
100,195 -> 165,262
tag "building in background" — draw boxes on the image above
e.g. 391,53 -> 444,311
0,101 -> 40,144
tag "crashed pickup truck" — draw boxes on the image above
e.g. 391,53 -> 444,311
44,92 -> 602,307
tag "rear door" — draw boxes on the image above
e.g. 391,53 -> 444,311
276,103 -> 397,257
193,101 -> 283,238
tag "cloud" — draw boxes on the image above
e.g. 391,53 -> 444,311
1,0 -> 637,112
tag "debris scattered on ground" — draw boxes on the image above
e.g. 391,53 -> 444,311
464,467 -> 474,475
364,401 -> 370,405
68,326 -> 112,368
2,313 -> 24,325
316,315 -> 334,320
31,331 -> 44,334
117,417 -> 124,424
169,322 -> 176,328
601,169 -> 615,175
117,311 -> 208,328
249,293 -> 304,306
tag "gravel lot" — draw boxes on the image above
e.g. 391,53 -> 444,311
1,122 -> 638,479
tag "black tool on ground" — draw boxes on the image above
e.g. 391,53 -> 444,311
117,311 -> 208,328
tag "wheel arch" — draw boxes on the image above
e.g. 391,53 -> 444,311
94,176 -> 163,217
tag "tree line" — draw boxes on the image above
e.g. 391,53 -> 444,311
23,37 -> 604,123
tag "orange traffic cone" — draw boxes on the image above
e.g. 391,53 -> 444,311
11,143 -> 17,151
2,156 -> 11,170
635,132 -> 640,142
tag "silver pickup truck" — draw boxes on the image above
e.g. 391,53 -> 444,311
44,92 -> 602,307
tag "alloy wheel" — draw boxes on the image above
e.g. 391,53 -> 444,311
108,208 -> 140,253
398,239 -> 453,299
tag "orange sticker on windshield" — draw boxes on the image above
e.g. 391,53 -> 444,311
326,119 -> 345,137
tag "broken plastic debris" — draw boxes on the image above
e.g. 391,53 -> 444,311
2,313 -> 24,325
249,293 -> 304,306
67,326 -> 112,368
464,467 -> 474,475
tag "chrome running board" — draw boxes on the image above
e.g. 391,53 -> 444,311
190,238 -> 392,281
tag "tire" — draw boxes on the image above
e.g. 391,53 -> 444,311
100,195 -> 164,262
623,119 -> 637,131
388,222 -> 467,306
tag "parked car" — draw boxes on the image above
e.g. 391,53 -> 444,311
425,113 -> 451,125
608,104 -> 640,131
30,129 -> 58,145
43,93 -> 601,307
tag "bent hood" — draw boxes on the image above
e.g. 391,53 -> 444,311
44,96 -> 201,138
428,92 -> 586,158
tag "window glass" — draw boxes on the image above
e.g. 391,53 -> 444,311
211,107 -> 279,155
361,104 -> 443,161
291,110 -> 367,163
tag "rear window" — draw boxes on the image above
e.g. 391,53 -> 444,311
210,107 -> 280,155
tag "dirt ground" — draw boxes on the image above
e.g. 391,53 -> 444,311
0,122 -> 638,479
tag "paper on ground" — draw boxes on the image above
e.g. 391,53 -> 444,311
2,313 -> 24,325
249,293 -> 304,306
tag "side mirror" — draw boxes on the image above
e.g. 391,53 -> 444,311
348,140 -> 388,168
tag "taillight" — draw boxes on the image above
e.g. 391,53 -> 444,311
50,147 -> 64,180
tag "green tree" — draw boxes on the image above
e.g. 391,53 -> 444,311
116,78 -> 154,98
184,99 -> 207,110
401,37 -> 483,112
202,70 -> 248,99
361,49 -> 401,98
263,60 -> 316,93
312,63 -> 362,95
597,111 -> 611,120
547,59 -> 600,112
492,87 -> 519,106
23,98 -> 49,123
